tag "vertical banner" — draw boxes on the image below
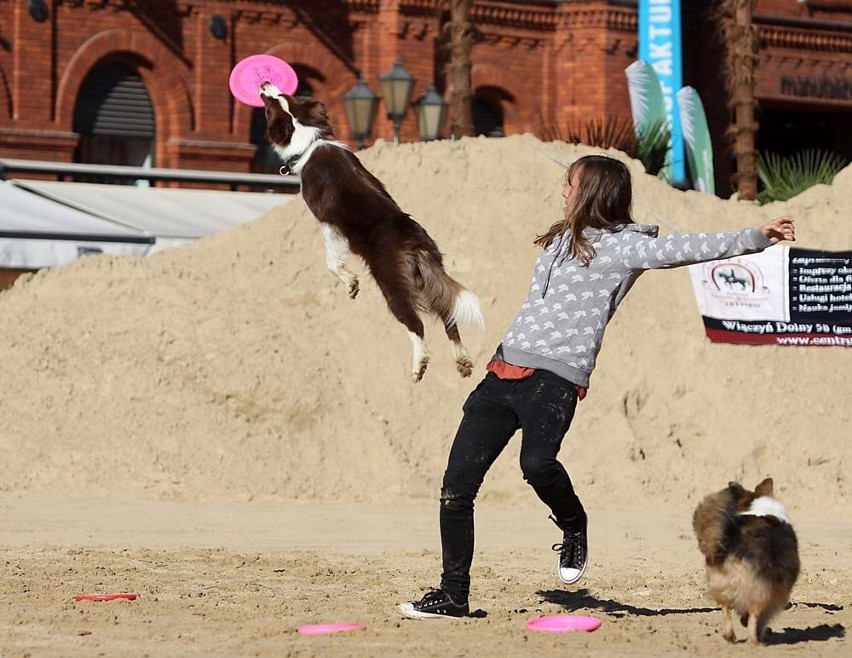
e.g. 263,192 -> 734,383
689,247 -> 852,346
676,86 -> 715,194
639,0 -> 685,184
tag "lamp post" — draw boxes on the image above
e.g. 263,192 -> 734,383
341,76 -> 379,150
378,57 -> 415,144
414,82 -> 447,142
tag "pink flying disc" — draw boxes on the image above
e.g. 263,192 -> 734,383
73,593 -> 138,602
526,614 -> 601,633
297,622 -> 367,636
229,54 -> 298,107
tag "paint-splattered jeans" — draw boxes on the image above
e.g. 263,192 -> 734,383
439,369 -> 584,602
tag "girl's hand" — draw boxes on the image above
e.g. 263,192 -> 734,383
761,216 -> 795,244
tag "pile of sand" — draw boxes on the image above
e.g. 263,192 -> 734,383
1,134 -> 849,512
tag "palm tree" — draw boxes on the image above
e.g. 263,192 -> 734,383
446,0 -> 475,138
717,0 -> 759,200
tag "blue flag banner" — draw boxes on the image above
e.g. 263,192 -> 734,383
638,0 -> 685,184
689,247 -> 852,346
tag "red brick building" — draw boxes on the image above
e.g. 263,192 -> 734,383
0,0 -> 850,196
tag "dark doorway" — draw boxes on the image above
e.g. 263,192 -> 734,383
756,105 -> 852,162
72,62 -> 156,185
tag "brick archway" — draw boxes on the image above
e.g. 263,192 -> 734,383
56,28 -> 193,165
233,41 -> 354,142
471,63 -> 519,132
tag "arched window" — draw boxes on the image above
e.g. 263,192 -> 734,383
474,86 -> 513,138
251,64 -> 318,174
73,63 -> 155,184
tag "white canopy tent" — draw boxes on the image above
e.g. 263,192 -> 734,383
0,179 -> 293,268
0,180 -> 153,268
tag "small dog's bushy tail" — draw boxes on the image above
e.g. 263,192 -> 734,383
415,253 -> 484,328
692,486 -> 738,565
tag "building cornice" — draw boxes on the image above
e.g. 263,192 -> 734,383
558,6 -> 636,32
760,25 -> 852,54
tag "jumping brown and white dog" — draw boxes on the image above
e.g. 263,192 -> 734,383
692,478 -> 800,645
259,83 -> 483,382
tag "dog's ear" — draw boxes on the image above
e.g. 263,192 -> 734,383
726,481 -> 744,498
754,477 -> 774,497
266,110 -> 295,146
304,98 -> 333,137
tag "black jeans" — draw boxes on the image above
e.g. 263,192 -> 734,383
439,370 -> 584,602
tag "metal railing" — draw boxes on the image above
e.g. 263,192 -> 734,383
0,158 -> 301,191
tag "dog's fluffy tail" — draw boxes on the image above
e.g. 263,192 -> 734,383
416,254 -> 484,328
452,288 -> 485,328
692,487 -> 737,565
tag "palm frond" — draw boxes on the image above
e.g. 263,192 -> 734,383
757,148 -> 848,204
636,119 -> 671,179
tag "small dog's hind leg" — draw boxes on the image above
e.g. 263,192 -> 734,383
748,604 -> 772,645
721,604 -> 737,643
445,323 -> 473,378
320,223 -> 359,298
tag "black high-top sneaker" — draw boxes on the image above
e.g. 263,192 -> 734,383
398,588 -> 469,619
550,513 -> 588,585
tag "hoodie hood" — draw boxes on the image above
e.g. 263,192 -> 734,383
598,223 -> 659,239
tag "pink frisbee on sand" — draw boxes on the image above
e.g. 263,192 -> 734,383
229,54 -> 298,107
73,593 -> 138,602
297,622 -> 367,636
526,614 -> 602,633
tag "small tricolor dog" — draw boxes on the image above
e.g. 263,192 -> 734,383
692,477 -> 800,645
260,83 -> 483,382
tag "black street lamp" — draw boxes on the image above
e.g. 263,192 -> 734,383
341,76 -> 379,150
378,57 -> 415,144
414,82 -> 447,142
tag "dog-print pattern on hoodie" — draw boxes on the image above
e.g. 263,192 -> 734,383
494,224 -> 773,388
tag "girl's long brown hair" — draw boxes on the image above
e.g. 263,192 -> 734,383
534,155 -> 635,266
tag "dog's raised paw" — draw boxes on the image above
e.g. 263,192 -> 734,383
411,356 -> 430,383
347,278 -> 360,299
456,356 -> 474,378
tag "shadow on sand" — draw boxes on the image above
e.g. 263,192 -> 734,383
537,588 -> 716,618
537,589 -> 845,645
764,622 -> 845,645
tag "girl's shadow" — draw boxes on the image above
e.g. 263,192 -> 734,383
537,590 -> 845,645
537,588 -> 715,618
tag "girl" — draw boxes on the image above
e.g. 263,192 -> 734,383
398,154 -> 796,619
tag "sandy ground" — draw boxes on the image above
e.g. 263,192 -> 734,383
1,498 -> 848,657
1,135 -> 850,655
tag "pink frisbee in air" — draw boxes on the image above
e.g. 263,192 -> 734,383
229,54 -> 298,107
526,614 -> 602,633
297,622 -> 367,636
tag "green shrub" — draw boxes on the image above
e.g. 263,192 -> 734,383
539,115 -> 670,178
757,148 -> 848,204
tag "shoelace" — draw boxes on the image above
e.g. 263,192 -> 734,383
552,533 -> 585,567
419,588 -> 449,606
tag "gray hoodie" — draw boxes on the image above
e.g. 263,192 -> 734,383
494,223 -> 773,387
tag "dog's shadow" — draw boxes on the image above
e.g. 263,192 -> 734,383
764,623 -> 845,645
538,590 -> 846,645
764,602 -> 845,645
